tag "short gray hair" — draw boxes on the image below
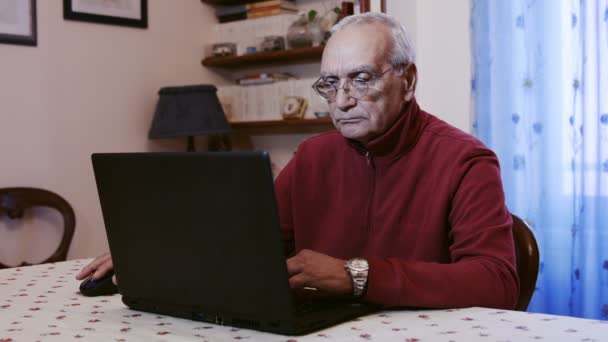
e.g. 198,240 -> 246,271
331,12 -> 415,67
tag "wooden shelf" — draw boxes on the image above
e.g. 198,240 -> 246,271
202,46 -> 324,69
231,118 -> 332,128
201,0 -> 266,5
229,118 -> 334,135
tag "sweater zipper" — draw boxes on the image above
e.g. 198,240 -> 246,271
366,151 -> 376,233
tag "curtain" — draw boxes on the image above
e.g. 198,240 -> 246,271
471,0 -> 608,319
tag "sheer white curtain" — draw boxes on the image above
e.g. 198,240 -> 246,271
471,0 -> 608,319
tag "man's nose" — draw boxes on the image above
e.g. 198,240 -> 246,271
334,86 -> 357,111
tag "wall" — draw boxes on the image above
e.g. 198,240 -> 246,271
387,0 -> 472,132
0,0 -> 221,263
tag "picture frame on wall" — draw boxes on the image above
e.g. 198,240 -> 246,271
63,0 -> 147,29
0,0 -> 37,47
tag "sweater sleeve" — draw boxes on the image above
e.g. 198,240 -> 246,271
364,150 -> 520,310
274,157 -> 296,257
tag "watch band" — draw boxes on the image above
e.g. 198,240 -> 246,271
351,275 -> 367,297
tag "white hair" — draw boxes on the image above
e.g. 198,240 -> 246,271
331,12 -> 416,67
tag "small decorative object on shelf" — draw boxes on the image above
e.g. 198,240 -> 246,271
337,1 -> 354,22
261,35 -> 285,52
286,7 -> 339,49
359,0 -> 370,13
281,96 -> 308,120
236,72 -> 293,86
314,111 -> 330,118
286,14 -> 313,49
211,42 -> 237,57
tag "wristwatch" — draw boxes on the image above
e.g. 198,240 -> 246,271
344,258 -> 369,297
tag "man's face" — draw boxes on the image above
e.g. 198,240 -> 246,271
320,23 -> 407,144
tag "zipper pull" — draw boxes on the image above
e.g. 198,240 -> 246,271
365,151 -> 372,166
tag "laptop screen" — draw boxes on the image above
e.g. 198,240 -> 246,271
92,152 -> 293,318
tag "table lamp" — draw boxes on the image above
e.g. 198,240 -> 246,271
148,84 -> 231,151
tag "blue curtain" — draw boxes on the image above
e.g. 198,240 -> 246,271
471,0 -> 608,319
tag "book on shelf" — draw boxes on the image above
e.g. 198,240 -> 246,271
247,6 -> 298,19
214,4 -> 247,23
214,4 -> 247,16
214,0 -> 297,23
218,12 -> 248,23
247,0 -> 298,11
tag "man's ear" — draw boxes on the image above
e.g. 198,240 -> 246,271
403,63 -> 418,102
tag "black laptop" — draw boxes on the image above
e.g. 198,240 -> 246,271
91,152 -> 378,335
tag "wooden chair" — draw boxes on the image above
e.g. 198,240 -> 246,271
511,214 -> 540,311
0,187 -> 76,269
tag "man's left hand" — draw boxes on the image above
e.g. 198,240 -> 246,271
286,249 -> 353,297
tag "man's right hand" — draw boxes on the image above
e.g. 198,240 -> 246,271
75,253 -> 117,285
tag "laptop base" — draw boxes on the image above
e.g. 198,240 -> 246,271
123,295 -> 378,336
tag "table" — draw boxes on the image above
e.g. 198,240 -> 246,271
1,260 -> 607,341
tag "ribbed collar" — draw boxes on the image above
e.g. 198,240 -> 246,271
346,98 -> 427,161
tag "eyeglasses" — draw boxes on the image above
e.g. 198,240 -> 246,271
311,68 -> 393,101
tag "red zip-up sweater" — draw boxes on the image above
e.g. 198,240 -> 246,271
274,99 -> 519,310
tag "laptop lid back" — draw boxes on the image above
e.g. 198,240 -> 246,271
91,152 -> 294,322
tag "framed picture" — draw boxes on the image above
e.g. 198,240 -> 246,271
63,0 -> 147,29
0,0 -> 37,46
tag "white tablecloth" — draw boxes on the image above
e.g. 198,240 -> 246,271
1,259 -> 607,341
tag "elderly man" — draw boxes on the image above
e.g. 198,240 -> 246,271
78,12 -> 518,310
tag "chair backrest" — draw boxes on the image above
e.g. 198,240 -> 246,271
0,187 -> 76,269
511,214 -> 540,311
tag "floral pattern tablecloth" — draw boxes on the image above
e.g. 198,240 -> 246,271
1,259 -> 607,341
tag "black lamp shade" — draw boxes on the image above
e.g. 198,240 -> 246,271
148,84 -> 230,139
